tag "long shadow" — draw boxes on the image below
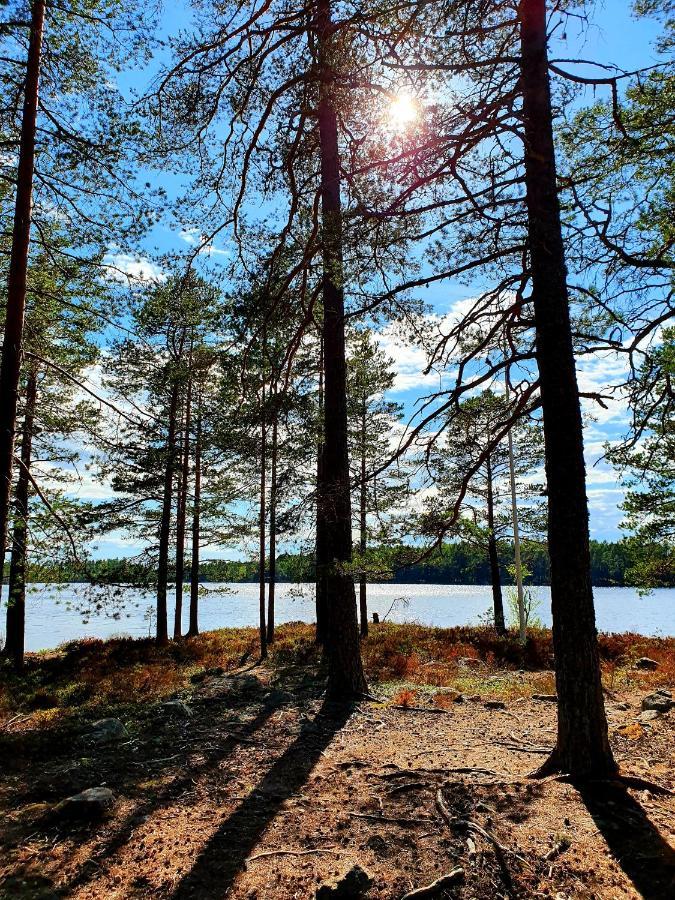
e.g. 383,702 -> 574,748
59,696 -> 284,897
171,699 -> 353,900
578,780 -> 675,900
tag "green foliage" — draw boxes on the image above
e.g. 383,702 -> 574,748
418,390 -> 545,554
14,538 -> 671,588
607,328 -> 675,587
505,565 -> 542,630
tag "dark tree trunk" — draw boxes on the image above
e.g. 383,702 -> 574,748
156,377 -> 180,646
316,0 -> 367,698
258,359 -> 268,660
0,0 -> 46,595
187,399 -> 202,638
519,0 -> 615,778
267,396 -> 277,645
3,368 -> 37,670
486,452 -> 506,634
359,394 -> 368,638
315,441 -> 328,644
174,372 -> 192,639
315,340 -> 328,644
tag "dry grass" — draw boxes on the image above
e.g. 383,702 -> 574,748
1,621 -> 673,728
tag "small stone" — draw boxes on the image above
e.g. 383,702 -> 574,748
614,702 -> 630,711
162,700 -> 193,717
484,700 -> 506,710
635,657 -> 659,671
457,657 -> 481,669
263,689 -> 294,705
642,692 -> 672,713
316,864 -> 373,898
638,709 -> 660,723
220,673 -> 266,699
52,787 -> 115,822
89,718 -> 127,743
532,694 -> 558,703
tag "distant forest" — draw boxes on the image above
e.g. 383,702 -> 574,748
15,540 -> 674,589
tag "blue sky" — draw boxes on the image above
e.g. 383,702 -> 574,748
88,1 -> 667,554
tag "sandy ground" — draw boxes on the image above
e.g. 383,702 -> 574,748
1,665 -> 674,900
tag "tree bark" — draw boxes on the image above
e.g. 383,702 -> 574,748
315,340 -> 328,644
0,0 -> 46,598
359,394 -> 368,638
486,452 -> 506,634
156,377 -> 180,646
316,0 -> 367,698
267,393 -> 277,645
174,371 -> 192,639
187,397 -> 202,638
3,368 -> 37,669
258,350 -> 268,660
519,0 -> 615,778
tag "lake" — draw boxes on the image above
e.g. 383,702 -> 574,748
2,583 -> 674,652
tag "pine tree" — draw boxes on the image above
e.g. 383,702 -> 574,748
420,390 -> 545,635
347,328 -> 409,636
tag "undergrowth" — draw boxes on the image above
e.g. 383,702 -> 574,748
1,622 -> 673,727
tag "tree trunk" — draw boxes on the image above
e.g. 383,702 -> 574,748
315,340 -> 328,644
359,394 -> 368,638
174,372 -> 192,639
519,0 -> 615,778
505,368 -> 527,643
486,452 -> 506,634
258,355 -> 268,660
267,394 -> 277,645
3,368 -> 37,669
0,0 -> 46,598
316,0 -> 367,698
187,398 -> 202,638
156,377 -> 180,646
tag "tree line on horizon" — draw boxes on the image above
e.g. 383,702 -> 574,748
8,539 -> 675,590
1,0 -> 674,782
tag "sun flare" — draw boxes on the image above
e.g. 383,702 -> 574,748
388,94 -> 419,130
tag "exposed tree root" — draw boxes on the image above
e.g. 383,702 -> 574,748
435,789 -> 517,896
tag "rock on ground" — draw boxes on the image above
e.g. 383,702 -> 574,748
635,657 -> 659,670
642,690 -> 673,713
316,865 -> 373,898
89,718 -> 127,743
52,787 -> 115,822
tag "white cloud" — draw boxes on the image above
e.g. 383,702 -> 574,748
179,227 -> 230,257
103,252 -> 165,284
374,323 -> 445,393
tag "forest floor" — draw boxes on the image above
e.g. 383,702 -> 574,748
0,623 -> 674,900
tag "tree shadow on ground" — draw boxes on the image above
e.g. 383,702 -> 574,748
170,699 -> 353,900
56,695 -> 286,897
578,780 -> 675,900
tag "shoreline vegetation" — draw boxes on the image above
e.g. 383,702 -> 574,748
3,622 -> 673,725
5,540 -> 675,589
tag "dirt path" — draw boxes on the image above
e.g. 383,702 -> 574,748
1,665 -> 674,899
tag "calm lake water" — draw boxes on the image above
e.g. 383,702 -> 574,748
2,583 -> 674,652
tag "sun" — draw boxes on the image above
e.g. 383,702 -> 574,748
388,94 -> 419,130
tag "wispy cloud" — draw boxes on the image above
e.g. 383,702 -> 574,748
103,252 -> 165,284
179,227 -> 230,258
